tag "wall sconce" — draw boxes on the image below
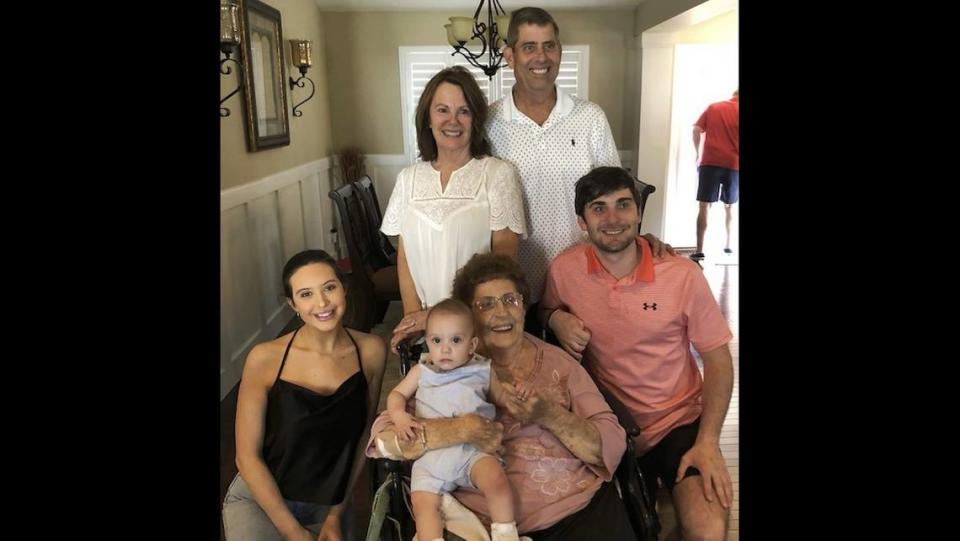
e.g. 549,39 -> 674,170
220,0 -> 243,117
288,39 -> 315,117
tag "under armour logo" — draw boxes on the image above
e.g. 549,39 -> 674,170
642,303 -> 658,311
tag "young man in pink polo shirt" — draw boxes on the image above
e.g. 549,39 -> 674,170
539,166 -> 734,540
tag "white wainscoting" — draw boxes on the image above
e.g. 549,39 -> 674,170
220,158 -> 336,399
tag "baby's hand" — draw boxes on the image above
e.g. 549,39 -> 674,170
389,410 -> 422,442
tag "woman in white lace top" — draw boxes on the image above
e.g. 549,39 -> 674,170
382,66 -> 526,351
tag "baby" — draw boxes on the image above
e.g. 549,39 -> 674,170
387,298 -> 522,541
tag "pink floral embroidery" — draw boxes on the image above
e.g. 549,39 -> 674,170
529,457 -> 574,496
537,369 -> 570,408
513,442 -> 546,461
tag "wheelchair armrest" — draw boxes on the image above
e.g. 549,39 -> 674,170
599,387 -> 641,438
377,456 -> 406,472
395,333 -> 425,376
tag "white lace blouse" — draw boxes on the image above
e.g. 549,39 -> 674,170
381,156 -> 526,308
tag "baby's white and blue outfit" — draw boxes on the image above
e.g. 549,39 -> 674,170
411,354 -> 496,494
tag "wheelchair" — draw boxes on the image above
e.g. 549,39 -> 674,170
364,335 -> 661,541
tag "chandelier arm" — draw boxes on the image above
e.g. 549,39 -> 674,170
459,28 -> 489,59
452,46 -> 483,71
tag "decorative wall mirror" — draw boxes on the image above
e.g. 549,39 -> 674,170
240,0 -> 290,151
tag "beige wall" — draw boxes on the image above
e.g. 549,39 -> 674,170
221,0 -> 334,190
218,2 -> 725,190
322,9 -> 638,155
555,10 -> 637,151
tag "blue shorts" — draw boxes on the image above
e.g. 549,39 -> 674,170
410,444 -> 492,494
697,165 -> 739,204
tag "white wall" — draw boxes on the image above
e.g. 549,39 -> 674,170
636,38 -> 676,239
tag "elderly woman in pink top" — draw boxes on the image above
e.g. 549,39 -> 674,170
368,253 -> 636,540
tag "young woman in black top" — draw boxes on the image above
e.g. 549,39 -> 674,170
223,250 -> 386,541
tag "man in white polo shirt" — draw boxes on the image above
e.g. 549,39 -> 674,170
486,6 -> 673,334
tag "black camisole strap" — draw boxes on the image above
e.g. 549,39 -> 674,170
344,329 -> 363,371
273,327 -> 301,386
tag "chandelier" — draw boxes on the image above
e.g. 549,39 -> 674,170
444,1 -> 511,79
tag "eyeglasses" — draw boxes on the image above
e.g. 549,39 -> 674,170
473,292 -> 524,312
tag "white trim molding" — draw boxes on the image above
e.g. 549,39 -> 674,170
221,157 -> 332,212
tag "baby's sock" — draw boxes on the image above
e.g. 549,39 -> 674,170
490,521 -> 520,541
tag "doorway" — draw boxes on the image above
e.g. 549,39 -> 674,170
662,43 -> 738,252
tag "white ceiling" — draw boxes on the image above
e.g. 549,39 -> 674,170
313,0 -> 644,11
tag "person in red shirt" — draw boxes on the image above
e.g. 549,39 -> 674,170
692,89 -> 739,261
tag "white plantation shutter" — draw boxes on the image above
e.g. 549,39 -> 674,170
500,46 -> 588,100
399,46 -> 589,164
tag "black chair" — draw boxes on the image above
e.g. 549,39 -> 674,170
634,176 -> 656,232
365,335 -> 423,541
329,182 -> 400,331
598,387 -> 661,541
352,175 -> 398,268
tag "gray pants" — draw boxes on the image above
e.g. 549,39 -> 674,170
222,474 -> 353,541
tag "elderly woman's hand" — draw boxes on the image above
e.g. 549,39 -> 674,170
390,310 -> 428,352
460,413 -> 505,455
501,386 -> 550,425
